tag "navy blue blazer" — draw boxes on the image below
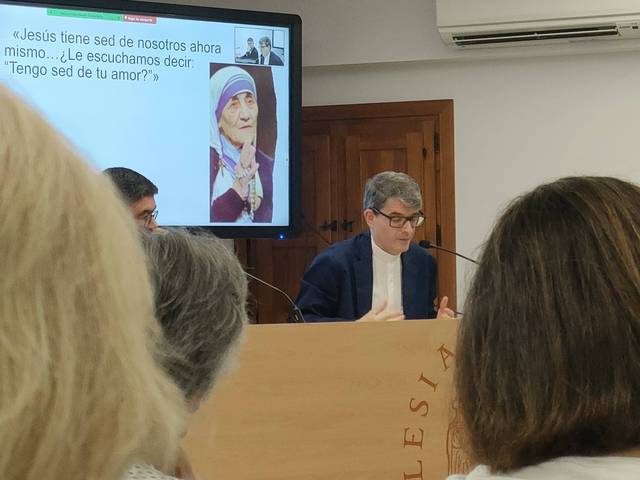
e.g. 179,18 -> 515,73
260,51 -> 284,66
295,232 -> 437,322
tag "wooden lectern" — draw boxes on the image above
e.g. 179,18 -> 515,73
183,320 -> 472,480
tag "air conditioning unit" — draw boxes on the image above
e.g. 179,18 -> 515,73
437,0 -> 640,48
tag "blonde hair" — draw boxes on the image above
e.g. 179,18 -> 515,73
0,85 -> 186,480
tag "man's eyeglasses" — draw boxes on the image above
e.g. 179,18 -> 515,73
139,209 -> 158,227
371,207 -> 424,228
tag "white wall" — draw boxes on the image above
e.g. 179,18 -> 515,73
143,0 -> 640,301
146,0 -> 640,66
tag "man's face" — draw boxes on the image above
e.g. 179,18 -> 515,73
219,92 -> 258,148
259,42 -> 270,57
130,195 -> 158,232
364,197 -> 420,256
247,39 -> 254,49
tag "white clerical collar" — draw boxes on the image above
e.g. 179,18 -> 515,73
371,235 -> 400,263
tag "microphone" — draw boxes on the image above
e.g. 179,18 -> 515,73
419,240 -> 478,265
244,271 -> 305,323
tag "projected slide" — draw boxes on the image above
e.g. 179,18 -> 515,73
0,3 -> 291,227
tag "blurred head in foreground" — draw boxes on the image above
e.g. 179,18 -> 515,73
0,85 -> 186,480
142,229 -> 247,407
457,176 -> 640,473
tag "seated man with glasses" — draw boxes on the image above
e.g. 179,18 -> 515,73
104,167 -> 160,232
296,171 -> 451,322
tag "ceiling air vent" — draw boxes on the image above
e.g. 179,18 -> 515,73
437,0 -> 640,49
453,25 -> 620,47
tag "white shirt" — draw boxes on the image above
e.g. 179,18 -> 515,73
371,236 -> 402,314
447,456 -> 640,480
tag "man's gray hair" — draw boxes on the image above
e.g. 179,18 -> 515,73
142,229 -> 247,402
363,171 -> 423,211
259,36 -> 272,48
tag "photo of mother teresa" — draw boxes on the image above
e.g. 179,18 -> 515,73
210,65 -> 274,223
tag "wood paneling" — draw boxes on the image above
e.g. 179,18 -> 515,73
184,321 -> 472,479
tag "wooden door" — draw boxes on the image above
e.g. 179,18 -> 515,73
243,130 -> 339,323
245,100 -> 455,323
343,117 -> 437,246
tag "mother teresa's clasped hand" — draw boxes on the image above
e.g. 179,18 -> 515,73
232,140 -> 259,199
436,296 -> 456,319
357,300 -> 405,322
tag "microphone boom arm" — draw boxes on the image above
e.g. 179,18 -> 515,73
419,240 -> 478,265
244,271 -> 305,323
